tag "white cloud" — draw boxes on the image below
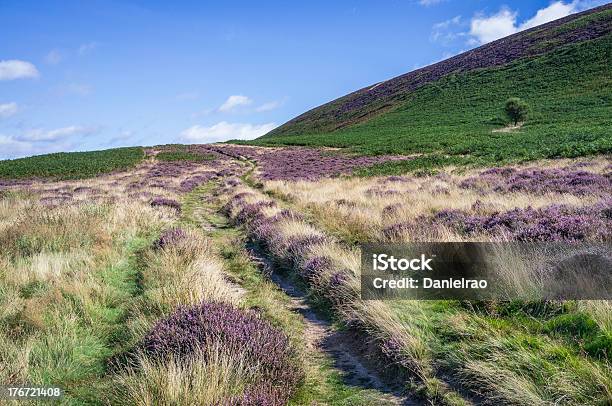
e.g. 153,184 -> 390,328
78,42 -> 98,55
45,49 -> 62,65
469,1 -> 583,45
0,134 -> 78,159
520,1 -> 576,30
469,8 -> 518,44
0,135 -> 32,159
180,121 -> 277,143
17,125 -> 95,142
219,95 -> 252,112
0,102 -> 18,118
0,125 -> 98,159
0,60 -> 39,80
256,100 -> 283,112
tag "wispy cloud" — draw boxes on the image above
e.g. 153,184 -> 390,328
45,49 -> 63,65
418,0 -> 445,6
180,121 -> 276,143
0,102 -> 18,118
16,125 -> 96,142
0,60 -> 39,80
65,83 -> 93,96
255,100 -> 283,112
0,125 -> 98,159
103,130 -> 136,147
0,134 -> 32,159
218,95 -> 252,112
431,15 -> 463,43
78,42 -> 98,55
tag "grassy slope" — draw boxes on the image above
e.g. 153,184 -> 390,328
0,147 -> 145,180
262,6 -> 611,138
250,15 -> 611,173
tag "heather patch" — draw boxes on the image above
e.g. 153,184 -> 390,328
365,187 -> 400,197
285,235 -> 328,265
234,201 -> 277,226
381,176 -> 410,183
38,195 -> 73,207
432,202 -> 610,241
137,301 -> 302,405
382,203 -> 403,218
252,210 -> 304,242
382,222 -> 415,241
153,228 -> 187,249
460,166 -> 612,196
179,173 -> 218,192
209,145 -> 409,181
301,256 -> 334,281
335,198 -> 357,208
150,197 -> 182,212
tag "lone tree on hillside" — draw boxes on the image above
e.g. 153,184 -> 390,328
504,97 -> 529,126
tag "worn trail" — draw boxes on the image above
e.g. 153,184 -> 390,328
248,244 -> 417,406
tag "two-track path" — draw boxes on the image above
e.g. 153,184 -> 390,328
180,171 -> 419,405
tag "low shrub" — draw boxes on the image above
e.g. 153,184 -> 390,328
153,228 -> 187,249
137,301 -> 303,405
150,197 -> 182,212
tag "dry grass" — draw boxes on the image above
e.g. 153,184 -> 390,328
142,230 -> 243,310
0,195 -> 165,388
111,344 -> 255,406
263,157 -> 608,243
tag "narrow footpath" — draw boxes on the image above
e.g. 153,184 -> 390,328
181,180 -> 419,405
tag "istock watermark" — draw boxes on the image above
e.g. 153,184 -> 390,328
361,242 -> 611,300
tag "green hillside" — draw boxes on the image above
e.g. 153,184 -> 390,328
251,5 -> 612,173
0,147 -> 145,180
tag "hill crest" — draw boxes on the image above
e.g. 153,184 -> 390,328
263,3 -> 612,138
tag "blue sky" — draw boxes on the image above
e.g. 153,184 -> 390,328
0,0 -> 607,159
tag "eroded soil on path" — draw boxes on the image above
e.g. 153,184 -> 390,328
248,245 -> 419,406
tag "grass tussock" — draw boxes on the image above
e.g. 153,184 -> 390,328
111,345 -> 255,405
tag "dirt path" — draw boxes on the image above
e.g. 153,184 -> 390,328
248,245 -> 418,406
183,170 -> 420,404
